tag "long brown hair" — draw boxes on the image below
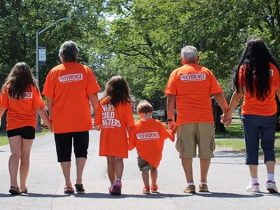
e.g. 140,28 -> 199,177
103,75 -> 131,106
2,62 -> 38,99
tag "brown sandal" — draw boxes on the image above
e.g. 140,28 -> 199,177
64,186 -> 74,194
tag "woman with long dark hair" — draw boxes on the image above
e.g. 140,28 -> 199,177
223,38 -> 280,193
0,62 -> 52,195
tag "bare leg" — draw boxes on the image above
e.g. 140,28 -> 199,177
61,161 -> 72,187
114,157 -> 124,180
76,157 -> 86,184
249,165 -> 258,178
181,158 -> 193,184
19,139 -> 33,191
107,156 -> 115,185
265,161 -> 275,174
8,136 -> 22,188
200,159 -> 211,183
150,168 -> 158,186
142,170 -> 150,187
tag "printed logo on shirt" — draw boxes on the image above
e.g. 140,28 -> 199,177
180,73 -> 206,81
136,132 -> 160,141
58,74 -> 83,83
102,104 -> 121,128
9,92 -> 32,100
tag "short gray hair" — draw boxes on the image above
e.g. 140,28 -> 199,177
181,45 -> 198,62
59,40 -> 79,62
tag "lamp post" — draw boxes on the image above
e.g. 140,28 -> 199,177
35,17 -> 69,131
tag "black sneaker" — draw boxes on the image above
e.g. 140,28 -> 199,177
75,184 -> 85,194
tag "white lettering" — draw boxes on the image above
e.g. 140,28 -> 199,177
58,74 -> 83,83
180,73 -> 206,81
136,132 -> 160,141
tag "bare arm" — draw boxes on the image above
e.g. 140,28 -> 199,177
46,98 -> 53,119
37,108 -> 52,132
89,94 -> 99,113
0,107 -> 6,118
223,90 -> 243,124
213,92 -> 229,113
166,95 -> 176,131
276,87 -> 280,100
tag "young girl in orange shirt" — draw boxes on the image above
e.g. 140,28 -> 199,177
0,62 -> 52,195
94,75 -> 135,195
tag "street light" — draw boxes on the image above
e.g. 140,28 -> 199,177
35,17 -> 69,131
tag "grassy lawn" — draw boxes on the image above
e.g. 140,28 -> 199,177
216,116 -> 280,159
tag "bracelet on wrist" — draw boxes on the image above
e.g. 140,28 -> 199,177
167,119 -> 173,122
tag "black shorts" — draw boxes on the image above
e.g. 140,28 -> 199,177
54,131 -> 89,162
7,126 -> 35,140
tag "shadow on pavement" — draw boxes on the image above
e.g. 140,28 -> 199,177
73,192 -> 187,199
195,192 -> 271,198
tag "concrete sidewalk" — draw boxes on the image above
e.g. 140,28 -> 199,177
0,131 -> 279,210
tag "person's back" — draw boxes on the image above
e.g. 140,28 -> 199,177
167,63 -> 221,125
44,62 -> 100,133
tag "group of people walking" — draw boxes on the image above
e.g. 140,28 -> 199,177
0,38 -> 278,196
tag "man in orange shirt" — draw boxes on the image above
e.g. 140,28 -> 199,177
43,41 -> 101,194
165,45 -> 228,193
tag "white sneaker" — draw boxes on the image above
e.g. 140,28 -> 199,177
266,180 -> 278,193
246,182 -> 260,192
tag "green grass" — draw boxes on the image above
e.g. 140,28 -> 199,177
215,117 -> 280,159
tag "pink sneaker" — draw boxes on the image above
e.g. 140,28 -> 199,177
110,179 -> 122,195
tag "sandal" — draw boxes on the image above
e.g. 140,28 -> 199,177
64,186 -> 75,194
142,186 -> 150,194
22,187 -> 28,194
151,184 -> 158,193
9,186 -> 22,195
74,184 -> 85,194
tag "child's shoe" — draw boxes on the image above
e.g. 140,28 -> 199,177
151,184 -> 158,193
110,179 -> 122,195
142,186 -> 150,194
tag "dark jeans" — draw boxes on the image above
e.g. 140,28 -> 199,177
242,114 -> 276,165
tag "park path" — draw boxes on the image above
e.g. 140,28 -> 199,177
0,131 -> 279,210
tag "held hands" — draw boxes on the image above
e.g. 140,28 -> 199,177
168,120 -> 177,134
220,111 -> 232,126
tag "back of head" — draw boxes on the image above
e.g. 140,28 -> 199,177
181,45 -> 198,63
59,40 -> 79,62
2,62 -> 36,99
137,100 -> 153,114
104,75 -> 131,106
235,38 -> 279,100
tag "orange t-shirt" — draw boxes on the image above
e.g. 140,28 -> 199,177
129,118 -> 174,168
95,97 -> 135,158
0,85 -> 45,130
43,62 -> 101,133
239,63 -> 280,116
165,64 -> 222,125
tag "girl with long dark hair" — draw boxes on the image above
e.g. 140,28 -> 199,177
94,75 -> 135,195
0,62 -> 51,195
223,39 -> 280,193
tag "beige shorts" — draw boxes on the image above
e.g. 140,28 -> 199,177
176,123 -> 215,159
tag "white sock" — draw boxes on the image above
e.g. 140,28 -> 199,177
187,182 -> 194,186
267,173 -> 275,182
251,177 -> 259,184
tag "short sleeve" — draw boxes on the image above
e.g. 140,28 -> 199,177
159,121 -> 174,142
209,71 -> 222,95
272,65 -> 280,88
165,71 -> 177,96
86,67 -> 101,96
33,87 -> 45,109
0,89 -> 8,109
42,71 -> 55,99
123,102 -> 135,128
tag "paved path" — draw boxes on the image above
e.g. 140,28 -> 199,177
0,131 -> 279,210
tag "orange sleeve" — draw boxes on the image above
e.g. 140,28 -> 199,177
86,67 -> 101,96
33,87 -> 45,109
123,102 -> 135,128
0,89 -> 8,109
159,122 -> 174,142
165,71 -> 177,96
94,103 -> 102,126
42,71 -> 55,99
273,66 -> 280,88
209,71 -> 222,95
128,126 -> 137,150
